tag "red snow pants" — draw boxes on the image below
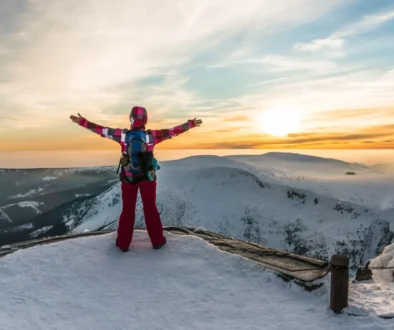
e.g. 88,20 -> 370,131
115,180 -> 165,249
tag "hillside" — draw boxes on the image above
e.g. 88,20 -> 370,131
0,167 -> 117,245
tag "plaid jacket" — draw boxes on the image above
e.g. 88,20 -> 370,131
78,117 -> 196,181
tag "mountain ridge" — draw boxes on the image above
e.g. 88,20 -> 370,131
1,153 -> 392,269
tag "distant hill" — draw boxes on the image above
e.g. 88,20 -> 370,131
371,163 -> 394,174
262,152 -> 357,165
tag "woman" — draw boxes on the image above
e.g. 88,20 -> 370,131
70,106 -> 202,251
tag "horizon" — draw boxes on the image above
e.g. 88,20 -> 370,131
1,148 -> 393,169
1,0 -> 394,154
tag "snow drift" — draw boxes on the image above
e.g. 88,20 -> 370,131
370,243 -> 394,285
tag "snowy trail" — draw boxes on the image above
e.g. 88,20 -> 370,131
0,232 -> 391,330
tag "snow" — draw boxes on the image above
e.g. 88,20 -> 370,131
0,231 -> 392,330
0,208 -> 12,223
9,187 -> 45,199
2,201 -> 44,215
17,201 -> 44,214
72,184 -> 121,231
347,280 -> 394,319
75,193 -> 92,198
29,226 -> 54,238
370,243 -> 394,285
14,223 -> 34,230
42,176 -> 58,181
380,197 -> 394,211
62,166 -> 116,174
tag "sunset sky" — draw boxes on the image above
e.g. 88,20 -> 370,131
0,0 -> 393,152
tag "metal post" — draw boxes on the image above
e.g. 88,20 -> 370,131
330,255 -> 349,313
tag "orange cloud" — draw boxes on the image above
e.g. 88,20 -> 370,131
183,124 -> 394,149
222,114 -> 250,122
1,114 -> 393,151
309,107 -> 394,120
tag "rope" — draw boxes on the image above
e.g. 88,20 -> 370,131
330,263 -> 349,270
344,312 -> 394,320
368,266 -> 394,270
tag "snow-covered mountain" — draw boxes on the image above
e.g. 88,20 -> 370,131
1,153 -> 393,268
67,153 -> 394,268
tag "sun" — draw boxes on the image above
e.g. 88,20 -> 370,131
258,108 -> 302,137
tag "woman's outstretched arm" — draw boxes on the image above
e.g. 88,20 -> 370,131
149,118 -> 202,145
70,113 -> 125,144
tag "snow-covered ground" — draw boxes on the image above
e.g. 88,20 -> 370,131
0,231 -> 392,330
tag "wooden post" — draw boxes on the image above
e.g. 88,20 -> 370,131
330,255 -> 349,313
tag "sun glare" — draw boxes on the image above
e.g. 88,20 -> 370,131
258,108 -> 302,137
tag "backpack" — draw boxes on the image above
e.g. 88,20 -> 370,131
116,130 -> 158,183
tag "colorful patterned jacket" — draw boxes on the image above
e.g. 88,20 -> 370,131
77,106 -> 196,182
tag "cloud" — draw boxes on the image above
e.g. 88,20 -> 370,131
222,115 -> 249,122
196,124 -> 394,149
244,77 -> 289,88
250,68 -> 394,118
0,0 -> 344,96
283,124 -> 394,143
309,107 -> 394,120
198,141 -> 263,149
294,9 -> 394,55
209,125 -> 252,133
208,55 -> 337,74
338,9 -> 394,38
181,68 -> 394,139
293,37 -> 344,53
0,115 -> 17,122
1,0 -> 393,152
0,0 -> 349,132
260,55 -> 336,73
302,107 -> 394,131
286,132 -> 392,143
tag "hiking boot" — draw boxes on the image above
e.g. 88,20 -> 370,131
116,243 -> 129,252
153,237 -> 167,250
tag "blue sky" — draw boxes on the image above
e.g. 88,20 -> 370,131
0,0 -> 393,150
